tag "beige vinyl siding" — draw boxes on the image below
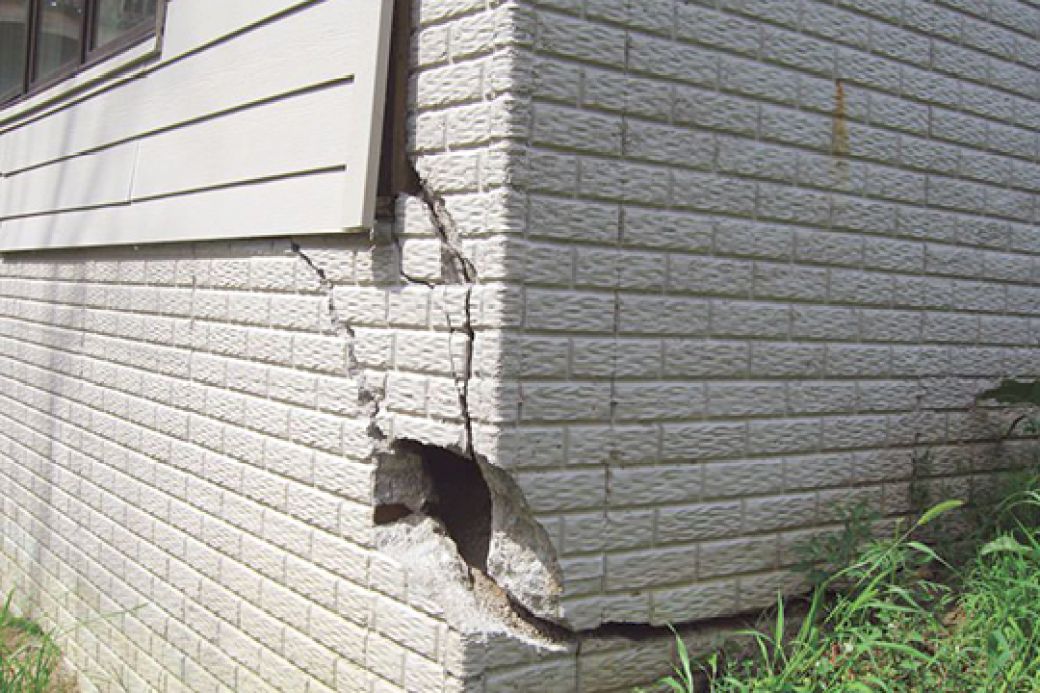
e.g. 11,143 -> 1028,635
0,0 -> 392,251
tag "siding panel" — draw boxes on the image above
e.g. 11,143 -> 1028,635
0,0 -> 392,250
0,0 -> 363,173
0,143 -> 137,218
131,82 -> 354,200
1,169 -> 345,251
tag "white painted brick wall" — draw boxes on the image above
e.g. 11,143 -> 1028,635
0,2 -> 519,690
3,0 -> 1040,691
488,0 -> 1040,647
0,233 -> 488,691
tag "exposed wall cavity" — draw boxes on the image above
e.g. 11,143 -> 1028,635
424,446 -> 493,569
373,441 -> 565,631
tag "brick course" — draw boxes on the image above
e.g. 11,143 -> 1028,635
497,0 -> 1040,639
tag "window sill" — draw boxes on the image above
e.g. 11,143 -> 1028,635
0,36 -> 159,129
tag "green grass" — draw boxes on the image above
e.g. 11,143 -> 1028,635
652,486 -> 1040,693
0,591 -> 71,693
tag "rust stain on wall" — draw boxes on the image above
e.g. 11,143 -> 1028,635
832,78 -> 849,156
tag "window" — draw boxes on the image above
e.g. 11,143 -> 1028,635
0,0 -> 159,106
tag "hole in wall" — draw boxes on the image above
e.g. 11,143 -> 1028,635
422,446 -> 493,570
373,503 -> 413,525
372,441 -> 492,572
373,439 -> 564,628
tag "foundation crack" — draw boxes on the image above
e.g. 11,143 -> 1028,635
400,166 -> 481,461
290,240 -> 385,440
374,440 -> 788,648
412,175 -> 477,285
289,241 -> 354,344
451,285 -> 478,461
373,177 -> 755,652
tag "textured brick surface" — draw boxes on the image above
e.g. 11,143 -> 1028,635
2,0 -> 1040,691
496,0 -> 1040,639
0,234 -> 488,691
0,1 -> 511,690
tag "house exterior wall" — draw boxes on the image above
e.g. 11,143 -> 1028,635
0,237 -> 434,692
0,1 -> 518,691
495,0 -> 1040,633
2,0 -> 1040,692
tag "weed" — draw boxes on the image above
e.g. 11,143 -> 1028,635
644,380 -> 1040,691
651,500 -> 966,692
650,484 -> 1040,692
0,591 -> 70,692
794,501 -> 879,588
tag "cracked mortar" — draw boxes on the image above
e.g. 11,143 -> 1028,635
405,170 -> 480,460
290,164 -> 479,457
292,174 -> 765,661
292,177 -> 738,655
290,178 -> 571,640
290,239 -> 385,441
382,170 -> 577,637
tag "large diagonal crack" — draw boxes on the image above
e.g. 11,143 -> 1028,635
296,200 -> 777,677
300,166 -> 753,655
290,163 -> 481,454
289,240 -> 384,439
289,240 -> 358,374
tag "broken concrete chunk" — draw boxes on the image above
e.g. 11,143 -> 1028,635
372,441 -> 565,632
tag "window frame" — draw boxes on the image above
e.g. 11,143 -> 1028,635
1,0 -> 165,109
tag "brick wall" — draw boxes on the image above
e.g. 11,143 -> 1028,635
0,0 -> 521,690
0,230 -> 490,690
2,1 -> 1040,692
496,0 -> 1040,637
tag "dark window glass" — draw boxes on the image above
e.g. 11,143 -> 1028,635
0,0 -> 30,99
3,0 -> 160,106
92,0 -> 154,50
33,0 -> 86,84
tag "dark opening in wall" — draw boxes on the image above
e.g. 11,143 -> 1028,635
375,0 -> 419,219
373,439 -> 564,626
373,441 -> 492,573
372,502 -> 413,525
422,446 -> 492,570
